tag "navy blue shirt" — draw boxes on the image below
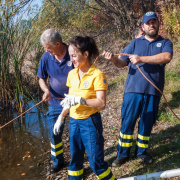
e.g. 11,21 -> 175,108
121,35 -> 173,96
37,44 -> 73,107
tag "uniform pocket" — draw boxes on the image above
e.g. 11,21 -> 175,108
90,113 -> 103,138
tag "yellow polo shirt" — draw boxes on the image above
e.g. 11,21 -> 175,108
66,64 -> 108,119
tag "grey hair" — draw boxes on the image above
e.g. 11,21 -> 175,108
40,29 -> 62,46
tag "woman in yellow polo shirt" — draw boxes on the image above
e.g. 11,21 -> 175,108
53,36 -> 116,180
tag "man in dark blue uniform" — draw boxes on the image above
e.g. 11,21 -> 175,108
37,29 -> 73,173
103,12 -> 173,167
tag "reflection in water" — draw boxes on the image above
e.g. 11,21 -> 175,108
0,101 -> 50,180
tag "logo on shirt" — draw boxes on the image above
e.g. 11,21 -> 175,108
67,61 -> 72,66
103,79 -> 106,84
83,81 -> 89,88
156,43 -> 162,47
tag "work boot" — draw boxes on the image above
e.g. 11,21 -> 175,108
137,155 -> 152,164
112,157 -> 129,167
50,163 -> 64,173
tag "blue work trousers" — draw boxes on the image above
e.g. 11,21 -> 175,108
47,105 -> 65,166
117,93 -> 160,159
68,112 -> 116,180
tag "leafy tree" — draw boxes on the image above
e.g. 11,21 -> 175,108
157,0 -> 180,40
36,0 -> 103,41
94,0 -> 156,39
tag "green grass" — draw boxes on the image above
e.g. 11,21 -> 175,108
157,58 -> 180,124
112,121 -> 180,179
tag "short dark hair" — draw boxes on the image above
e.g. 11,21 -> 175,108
69,36 -> 99,62
132,27 -> 143,39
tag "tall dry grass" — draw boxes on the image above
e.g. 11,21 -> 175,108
0,0 -> 43,112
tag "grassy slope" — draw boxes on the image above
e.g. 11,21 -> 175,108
100,51 -> 180,179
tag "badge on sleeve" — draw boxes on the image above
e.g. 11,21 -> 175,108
67,61 -> 72,66
103,79 -> 106,84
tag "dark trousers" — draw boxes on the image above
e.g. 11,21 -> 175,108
117,93 -> 160,159
47,105 -> 65,166
68,112 -> 116,180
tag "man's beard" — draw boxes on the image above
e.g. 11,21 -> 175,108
146,30 -> 158,38
145,26 -> 159,38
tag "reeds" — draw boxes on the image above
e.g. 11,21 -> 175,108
0,0 -> 43,111
0,0 -> 102,112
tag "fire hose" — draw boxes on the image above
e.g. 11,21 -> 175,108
95,53 -> 180,121
0,53 -> 179,129
0,97 -> 63,129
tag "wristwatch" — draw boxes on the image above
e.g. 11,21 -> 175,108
80,98 -> 86,105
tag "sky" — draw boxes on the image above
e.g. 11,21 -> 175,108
31,0 -> 42,8
22,0 -> 43,20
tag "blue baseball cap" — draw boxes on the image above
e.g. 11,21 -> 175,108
142,12 -> 158,24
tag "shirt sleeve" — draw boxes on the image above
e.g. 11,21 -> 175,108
37,53 -> 48,79
162,39 -> 173,55
120,39 -> 135,63
118,46 -> 127,58
66,72 -> 71,88
94,72 -> 108,91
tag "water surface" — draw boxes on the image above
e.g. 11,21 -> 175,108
0,101 -> 50,180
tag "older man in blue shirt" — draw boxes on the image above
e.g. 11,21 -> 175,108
103,12 -> 173,167
37,29 -> 73,173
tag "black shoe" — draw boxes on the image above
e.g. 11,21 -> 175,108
112,157 -> 129,167
137,155 -> 152,164
50,164 -> 64,173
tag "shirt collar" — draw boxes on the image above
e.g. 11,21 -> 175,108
50,43 -> 69,64
73,64 -> 96,75
141,35 -> 162,43
61,43 -> 69,62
